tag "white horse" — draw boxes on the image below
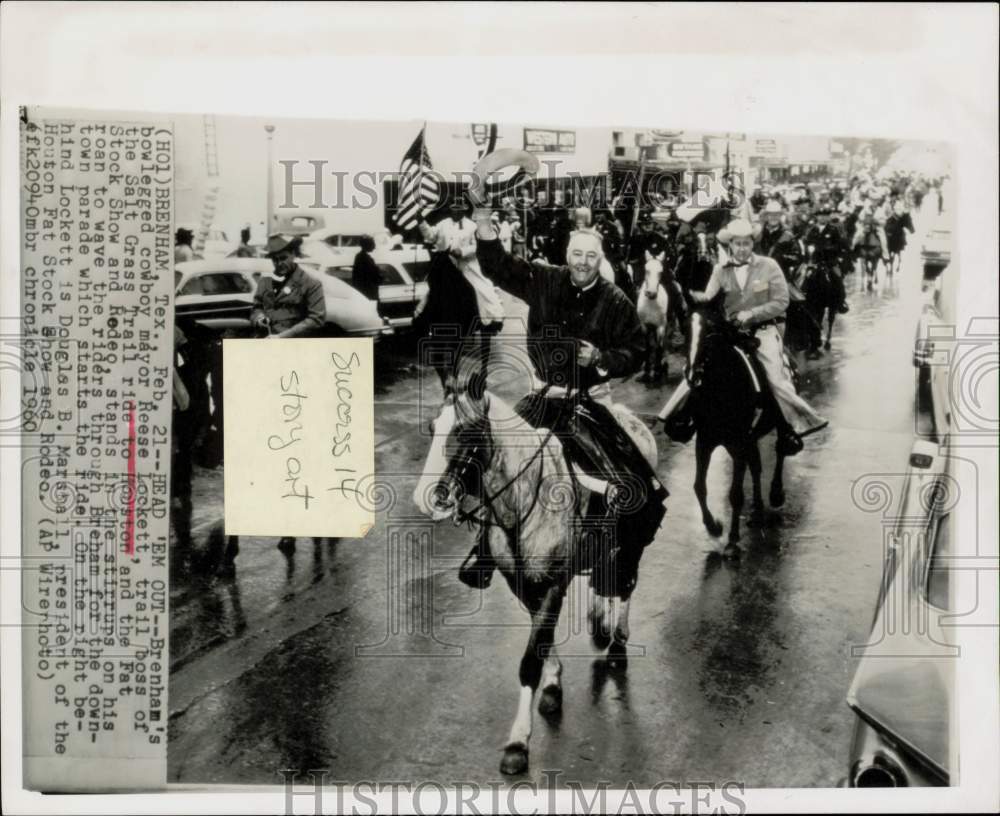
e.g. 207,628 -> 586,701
413,385 -> 658,775
635,253 -> 669,382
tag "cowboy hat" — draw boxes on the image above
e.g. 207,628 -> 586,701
264,233 -> 303,257
725,219 -> 753,240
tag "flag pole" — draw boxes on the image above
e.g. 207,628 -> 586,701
624,144 -> 648,261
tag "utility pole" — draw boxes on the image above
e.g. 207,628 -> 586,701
265,124 -> 276,236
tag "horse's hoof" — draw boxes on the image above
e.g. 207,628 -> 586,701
538,685 -> 562,717
748,510 -> 766,529
723,542 -> 742,560
500,742 -> 529,775
770,487 -> 786,508
591,625 -> 612,651
824,341 -> 832,351
704,517 -> 724,538
607,640 -> 628,670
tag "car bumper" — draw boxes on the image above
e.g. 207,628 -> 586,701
847,714 -> 948,787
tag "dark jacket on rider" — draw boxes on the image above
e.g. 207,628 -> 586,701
805,222 -> 848,268
755,225 -> 802,280
476,238 -> 644,392
476,236 -> 666,595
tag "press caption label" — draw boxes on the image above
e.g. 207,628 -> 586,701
20,111 -> 173,790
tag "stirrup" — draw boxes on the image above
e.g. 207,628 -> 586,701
662,413 -> 696,443
457,546 -> 494,589
776,430 -> 804,457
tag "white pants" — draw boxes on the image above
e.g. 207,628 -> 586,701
658,325 -> 827,435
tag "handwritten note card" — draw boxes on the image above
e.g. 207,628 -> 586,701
223,338 -> 375,538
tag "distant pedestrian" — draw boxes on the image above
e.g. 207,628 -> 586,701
228,225 -> 256,258
351,234 -> 382,309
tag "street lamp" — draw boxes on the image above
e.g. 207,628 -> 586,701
265,124 -> 275,237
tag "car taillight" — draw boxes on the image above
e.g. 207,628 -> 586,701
909,451 -> 934,469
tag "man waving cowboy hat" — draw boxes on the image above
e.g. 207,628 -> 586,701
454,148 -> 669,592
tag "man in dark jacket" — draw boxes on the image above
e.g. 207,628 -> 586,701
456,221 -> 668,594
351,234 -> 382,308
805,207 -> 850,314
755,201 -> 803,282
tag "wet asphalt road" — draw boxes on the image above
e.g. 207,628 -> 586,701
168,211 -> 935,788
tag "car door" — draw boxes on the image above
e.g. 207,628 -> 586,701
373,262 -> 415,326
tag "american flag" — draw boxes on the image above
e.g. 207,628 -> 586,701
394,127 -> 440,230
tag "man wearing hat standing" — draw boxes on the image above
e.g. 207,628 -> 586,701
658,219 -> 828,456
250,234 -> 326,338
805,206 -> 850,313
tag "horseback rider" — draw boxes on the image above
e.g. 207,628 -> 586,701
592,208 -> 635,301
659,219 -> 829,456
852,211 -> 889,259
456,208 -> 669,592
755,201 -> 803,286
805,206 -> 850,314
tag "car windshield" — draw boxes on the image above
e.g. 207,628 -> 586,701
403,261 -> 430,282
178,271 -> 254,296
377,264 -> 404,285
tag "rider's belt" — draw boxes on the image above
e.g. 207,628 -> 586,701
753,317 -> 785,329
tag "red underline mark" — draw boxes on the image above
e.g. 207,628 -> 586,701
125,401 -> 137,556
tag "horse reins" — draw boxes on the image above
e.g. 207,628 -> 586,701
453,423 -> 560,533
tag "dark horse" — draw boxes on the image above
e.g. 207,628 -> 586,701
684,299 -> 788,558
800,261 -> 840,357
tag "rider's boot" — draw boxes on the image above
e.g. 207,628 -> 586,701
775,420 -> 805,458
457,527 -> 496,589
834,269 -> 850,313
663,408 -> 696,443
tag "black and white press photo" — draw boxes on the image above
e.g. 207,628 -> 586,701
161,113 -> 961,790
4,4 -> 997,815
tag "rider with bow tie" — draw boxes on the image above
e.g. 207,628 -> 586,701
659,219 -> 828,456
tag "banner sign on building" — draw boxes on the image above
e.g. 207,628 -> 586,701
668,141 -> 705,160
524,128 -> 576,154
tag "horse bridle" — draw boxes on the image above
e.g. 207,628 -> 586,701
440,411 -> 559,534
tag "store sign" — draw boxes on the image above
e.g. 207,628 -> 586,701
753,139 -> 778,156
524,128 -> 576,154
669,141 -> 705,160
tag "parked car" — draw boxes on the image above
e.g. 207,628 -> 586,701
174,258 -> 390,338
846,249 -> 957,787
178,222 -> 237,259
844,436 -> 955,787
305,227 -> 407,260
913,247 -> 956,440
301,248 -> 432,330
920,226 -> 951,280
